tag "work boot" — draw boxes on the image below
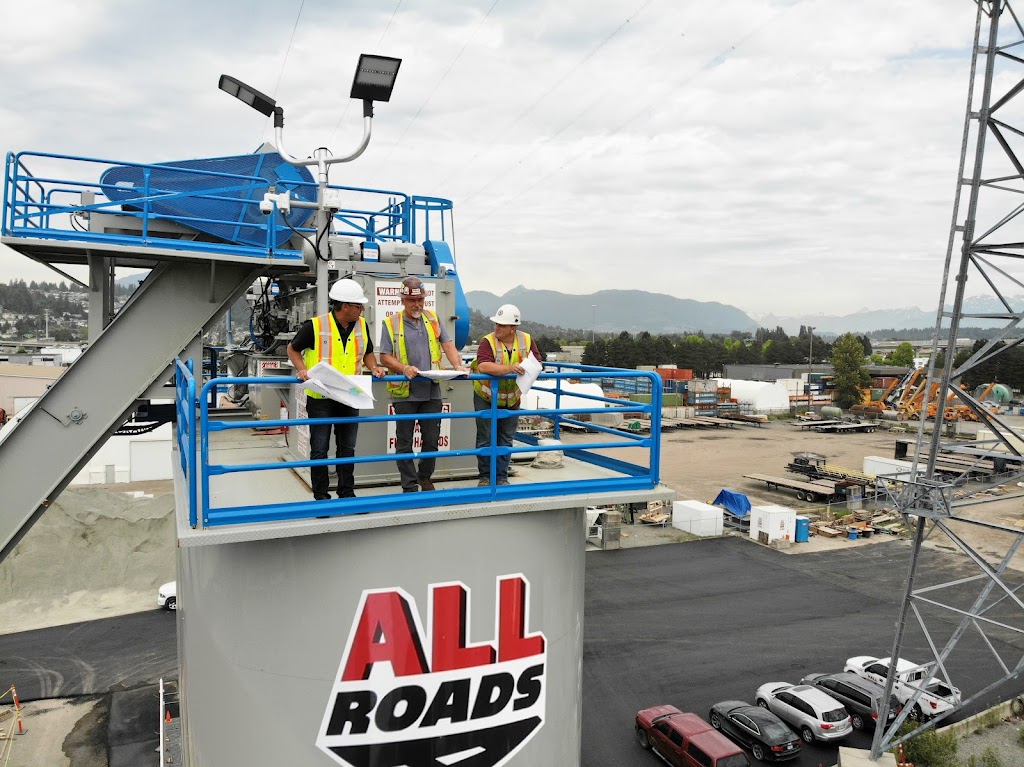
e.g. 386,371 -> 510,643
477,478 -> 489,487
419,478 -> 435,491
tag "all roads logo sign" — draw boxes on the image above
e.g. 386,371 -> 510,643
317,574 -> 547,767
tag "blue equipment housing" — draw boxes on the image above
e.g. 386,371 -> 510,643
99,149 -> 317,249
424,239 -> 470,350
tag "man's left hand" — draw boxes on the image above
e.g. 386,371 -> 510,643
371,366 -> 387,378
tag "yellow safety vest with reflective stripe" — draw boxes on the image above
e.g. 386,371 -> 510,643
471,331 -> 533,406
302,313 -> 368,399
384,310 -> 443,398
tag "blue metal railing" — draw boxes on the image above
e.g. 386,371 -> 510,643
174,362 -> 661,528
174,358 -> 199,527
3,151 -> 455,259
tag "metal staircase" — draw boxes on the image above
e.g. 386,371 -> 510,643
0,148 -> 316,561
0,259 -> 264,560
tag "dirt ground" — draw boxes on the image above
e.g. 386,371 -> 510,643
608,415 -> 1024,571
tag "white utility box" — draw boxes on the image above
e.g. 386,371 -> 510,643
749,504 -> 796,544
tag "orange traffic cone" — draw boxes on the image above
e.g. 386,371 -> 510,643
165,709 -> 172,724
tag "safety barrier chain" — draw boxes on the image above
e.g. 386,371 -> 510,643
0,684 -> 25,766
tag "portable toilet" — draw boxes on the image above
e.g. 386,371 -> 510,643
750,505 -> 796,544
795,515 -> 810,543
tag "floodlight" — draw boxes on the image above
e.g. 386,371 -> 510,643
349,55 -> 402,103
218,75 -> 278,117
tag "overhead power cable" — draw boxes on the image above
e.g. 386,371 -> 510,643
260,0 -> 306,146
435,0 -> 657,192
328,0 -> 407,147
458,1 -> 805,233
372,0 -> 503,176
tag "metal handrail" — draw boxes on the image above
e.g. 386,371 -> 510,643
174,359 -> 198,527
177,364 -> 661,527
3,150 -> 454,258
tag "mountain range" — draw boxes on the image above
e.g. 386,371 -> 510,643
466,287 -> 1024,336
466,286 -> 759,335
752,294 -> 1024,335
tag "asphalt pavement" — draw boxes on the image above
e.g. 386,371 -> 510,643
581,536 -> 1024,767
3,535 -> 1022,766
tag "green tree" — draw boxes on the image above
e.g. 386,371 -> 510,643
896,721 -> 960,767
887,342 -> 916,367
830,333 -> 872,409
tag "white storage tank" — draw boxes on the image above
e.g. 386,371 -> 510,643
749,504 -> 796,544
672,500 -> 724,536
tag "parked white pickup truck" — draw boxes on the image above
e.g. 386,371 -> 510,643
844,656 -> 960,720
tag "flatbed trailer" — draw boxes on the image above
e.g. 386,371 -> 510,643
717,413 -> 765,427
806,421 -> 878,434
798,420 -> 845,430
692,416 -> 737,428
743,473 -> 840,502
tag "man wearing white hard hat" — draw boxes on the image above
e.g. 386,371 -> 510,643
287,279 -> 387,501
471,304 -> 542,485
380,276 -> 469,493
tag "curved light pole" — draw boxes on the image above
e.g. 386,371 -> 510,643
218,55 -> 402,313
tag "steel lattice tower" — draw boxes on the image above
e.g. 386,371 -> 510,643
872,0 -> 1024,757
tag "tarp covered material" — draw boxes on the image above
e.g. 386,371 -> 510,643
716,378 -> 791,413
713,489 -> 751,518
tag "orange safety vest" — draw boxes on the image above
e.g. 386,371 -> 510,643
302,312 -> 368,399
471,331 -> 533,406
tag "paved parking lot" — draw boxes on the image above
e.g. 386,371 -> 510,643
3,531 -> 1021,766
582,535 -> 1024,767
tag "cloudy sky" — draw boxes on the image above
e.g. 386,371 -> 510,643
0,0 -> 985,318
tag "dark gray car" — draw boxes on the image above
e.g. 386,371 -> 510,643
799,672 -> 900,731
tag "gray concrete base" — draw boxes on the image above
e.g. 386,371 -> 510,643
837,746 -> 897,767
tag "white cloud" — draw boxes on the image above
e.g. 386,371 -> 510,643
0,0 -> 1010,319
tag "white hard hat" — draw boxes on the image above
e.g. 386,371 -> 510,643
489,304 -> 521,325
328,279 -> 368,304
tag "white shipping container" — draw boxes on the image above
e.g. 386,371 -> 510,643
863,455 -> 915,481
679,406 -> 696,419
776,378 -> 803,396
672,501 -> 724,536
749,504 -> 796,543
688,379 -> 717,393
977,428 -> 1024,454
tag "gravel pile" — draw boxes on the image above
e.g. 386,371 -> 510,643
956,718 -> 1024,765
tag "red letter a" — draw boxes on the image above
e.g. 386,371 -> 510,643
342,591 -> 429,681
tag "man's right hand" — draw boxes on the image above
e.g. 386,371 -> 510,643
404,365 -> 420,379
297,369 -> 310,381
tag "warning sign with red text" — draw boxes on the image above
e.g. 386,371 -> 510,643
386,402 -> 452,455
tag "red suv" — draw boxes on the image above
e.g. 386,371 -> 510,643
636,705 -> 751,767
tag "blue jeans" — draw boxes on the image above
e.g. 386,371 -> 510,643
306,396 -> 359,499
474,393 -> 518,482
392,398 -> 443,491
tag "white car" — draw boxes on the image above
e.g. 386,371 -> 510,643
157,581 -> 177,611
844,656 -> 961,720
754,682 -> 852,743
